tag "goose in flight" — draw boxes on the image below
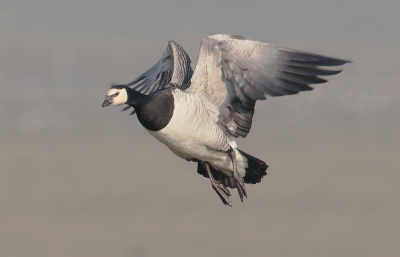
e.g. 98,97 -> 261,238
102,34 -> 350,206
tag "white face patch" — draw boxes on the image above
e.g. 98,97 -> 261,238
106,88 -> 128,106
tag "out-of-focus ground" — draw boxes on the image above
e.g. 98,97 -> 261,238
1,1 -> 399,256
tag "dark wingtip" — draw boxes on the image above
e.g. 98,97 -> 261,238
322,69 -> 343,76
280,47 -> 353,67
121,106 -> 131,111
110,84 -> 127,89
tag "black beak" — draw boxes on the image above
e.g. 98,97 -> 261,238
102,96 -> 113,107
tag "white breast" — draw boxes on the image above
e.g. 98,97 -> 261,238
147,89 -> 247,177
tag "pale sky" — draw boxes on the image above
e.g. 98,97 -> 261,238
1,1 -> 399,257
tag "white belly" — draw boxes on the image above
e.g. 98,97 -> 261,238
146,90 -> 247,176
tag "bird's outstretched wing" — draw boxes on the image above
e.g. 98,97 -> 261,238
123,40 -> 193,114
187,34 -> 350,138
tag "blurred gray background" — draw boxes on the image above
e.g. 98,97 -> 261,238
1,1 -> 399,256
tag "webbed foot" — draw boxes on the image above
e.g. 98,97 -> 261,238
211,180 -> 232,206
201,162 -> 232,206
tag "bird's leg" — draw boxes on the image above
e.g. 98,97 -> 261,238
227,147 -> 247,202
201,162 -> 232,207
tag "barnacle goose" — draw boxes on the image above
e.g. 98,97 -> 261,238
102,34 -> 350,206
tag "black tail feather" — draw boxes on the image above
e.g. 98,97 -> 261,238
237,149 -> 268,184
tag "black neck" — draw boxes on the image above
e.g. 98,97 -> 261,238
125,87 -> 149,107
127,88 -> 175,131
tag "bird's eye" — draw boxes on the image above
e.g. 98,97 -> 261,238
115,92 -> 119,96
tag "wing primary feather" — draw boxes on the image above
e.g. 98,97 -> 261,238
276,72 -> 328,84
279,48 -> 350,66
121,106 -> 132,111
273,78 -> 313,93
278,65 -> 343,76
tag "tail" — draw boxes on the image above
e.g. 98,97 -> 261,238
238,149 -> 268,184
197,149 -> 268,188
